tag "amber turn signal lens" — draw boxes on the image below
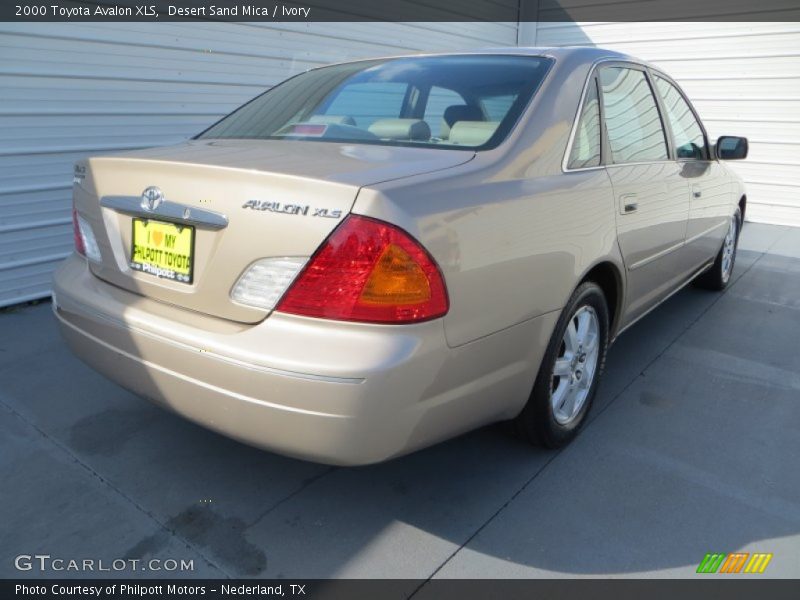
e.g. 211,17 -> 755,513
359,244 -> 432,305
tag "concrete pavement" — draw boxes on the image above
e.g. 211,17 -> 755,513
1,223 -> 798,580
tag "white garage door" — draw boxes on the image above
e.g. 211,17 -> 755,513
530,21 -> 800,228
0,21 -> 517,307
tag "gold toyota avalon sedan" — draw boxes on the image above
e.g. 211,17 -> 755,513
53,47 -> 748,465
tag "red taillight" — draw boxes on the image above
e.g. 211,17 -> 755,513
72,206 -> 86,256
276,215 -> 449,324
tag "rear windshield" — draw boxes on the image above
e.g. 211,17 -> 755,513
197,55 -> 553,150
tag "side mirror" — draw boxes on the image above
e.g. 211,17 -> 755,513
716,136 -> 748,160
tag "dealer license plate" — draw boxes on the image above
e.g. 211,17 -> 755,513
130,218 -> 194,284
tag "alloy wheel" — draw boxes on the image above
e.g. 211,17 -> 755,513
721,214 -> 738,282
551,305 -> 600,425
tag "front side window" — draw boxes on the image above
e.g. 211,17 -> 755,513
654,76 -> 708,160
198,55 -> 553,150
567,77 -> 601,169
599,67 -> 669,164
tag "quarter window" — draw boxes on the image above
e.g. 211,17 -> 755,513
654,76 -> 708,160
599,67 -> 668,164
567,78 -> 601,169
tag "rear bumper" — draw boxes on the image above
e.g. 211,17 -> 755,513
52,254 -> 555,465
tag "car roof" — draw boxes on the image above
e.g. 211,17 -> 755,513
446,46 -> 634,60
319,46 -> 646,71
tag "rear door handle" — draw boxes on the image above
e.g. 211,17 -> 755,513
620,193 -> 638,214
692,185 -> 702,199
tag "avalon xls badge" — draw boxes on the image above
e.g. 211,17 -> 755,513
241,200 -> 343,218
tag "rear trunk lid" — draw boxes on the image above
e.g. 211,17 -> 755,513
74,139 -> 473,323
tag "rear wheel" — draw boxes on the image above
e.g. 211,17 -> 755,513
515,282 -> 609,448
694,208 -> 741,291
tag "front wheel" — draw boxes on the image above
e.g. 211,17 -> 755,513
515,281 -> 609,449
694,208 -> 741,291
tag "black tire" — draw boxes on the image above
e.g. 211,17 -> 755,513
515,281 -> 610,449
694,208 -> 741,291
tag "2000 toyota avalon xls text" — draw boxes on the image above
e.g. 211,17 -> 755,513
53,47 -> 748,465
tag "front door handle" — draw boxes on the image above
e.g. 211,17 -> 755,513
620,193 -> 638,214
692,185 -> 702,199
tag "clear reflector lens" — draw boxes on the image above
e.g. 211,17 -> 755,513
77,213 -> 101,262
231,257 -> 308,311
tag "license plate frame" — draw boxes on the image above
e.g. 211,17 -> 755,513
130,218 -> 195,284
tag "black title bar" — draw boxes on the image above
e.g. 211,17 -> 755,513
3,0 -> 800,22
5,579 -> 800,600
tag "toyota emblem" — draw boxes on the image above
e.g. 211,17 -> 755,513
141,186 -> 164,212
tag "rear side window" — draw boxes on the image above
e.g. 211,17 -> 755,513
654,76 -> 708,160
567,78 -> 601,169
599,67 -> 668,164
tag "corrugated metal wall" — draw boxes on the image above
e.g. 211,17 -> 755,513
0,21 -> 517,307
3,20 -> 798,307
527,21 -> 800,228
